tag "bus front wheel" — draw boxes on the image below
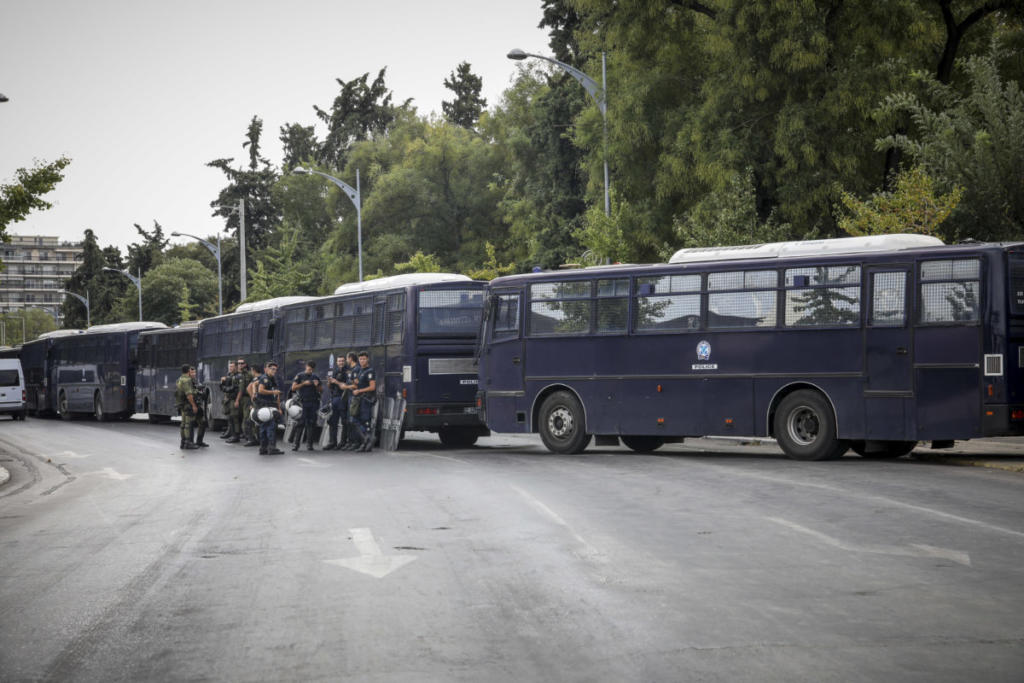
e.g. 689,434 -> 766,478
621,435 -> 665,453
438,428 -> 478,448
774,390 -> 848,461
539,390 -> 591,455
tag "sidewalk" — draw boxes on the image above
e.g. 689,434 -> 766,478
910,438 -> 1024,473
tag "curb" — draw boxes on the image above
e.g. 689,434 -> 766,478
910,453 -> 1024,474
0,465 -> 9,487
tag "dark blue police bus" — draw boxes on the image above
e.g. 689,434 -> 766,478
50,322 -> 167,420
197,296 -> 317,426
20,329 -> 83,415
477,234 -> 1024,460
135,323 -> 199,423
276,273 -> 488,446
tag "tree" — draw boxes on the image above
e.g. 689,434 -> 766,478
1,309 -> 56,345
314,68 -> 409,170
875,46 -> 1024,240
62,229 -> 127,328
0,156 -> 71,238
125,220 -> 169,277
246,222 -> 315,302
208,116 -> 281,252
178,282 -> 198,322
279,123 -> 320,172
837,166 -> 964,237
675,169 -> 794,249
394,251 -> 442,274
111,258 -> 217,325
442,62 -> 487,129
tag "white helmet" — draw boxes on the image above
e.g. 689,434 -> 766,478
287,402 -> 302,419
256,406 -> 276,423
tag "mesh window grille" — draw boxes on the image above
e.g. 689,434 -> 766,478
635,294 -> 701,331
870,272 -> 906,326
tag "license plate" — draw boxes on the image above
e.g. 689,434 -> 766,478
463,407 -> 478,414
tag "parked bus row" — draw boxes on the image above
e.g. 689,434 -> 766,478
7,234 -> 1023,461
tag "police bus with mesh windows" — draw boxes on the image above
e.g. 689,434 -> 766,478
477,234 -> 1024,460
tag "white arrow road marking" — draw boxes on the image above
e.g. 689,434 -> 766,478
296,457 -> 330,468
324,528 -> 418,578
80,467 -> 133,481
767,517 -> 971,567
57,450 -> 90,459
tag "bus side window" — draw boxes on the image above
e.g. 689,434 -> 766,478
494,295 -> 520,339
869,272 -> 906,327
919,258 -> 980,323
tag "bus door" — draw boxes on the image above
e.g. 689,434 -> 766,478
863,266 -> 913,439
482,290 -> 525,432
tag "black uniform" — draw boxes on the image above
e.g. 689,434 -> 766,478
291,371 -> 321,449
326,364 -> 350,449
352,364 -> 376,449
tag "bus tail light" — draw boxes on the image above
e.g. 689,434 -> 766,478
402,388 -> 407,399
417,407 -> 438,416
657,384 -> 662,393
987,384 -> 994,397
1012,409 -> 1024,421
657,418 -> 665,425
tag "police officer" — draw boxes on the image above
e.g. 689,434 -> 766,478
219,361 -> 237,439
290,361 -> 322,451
339,352 -> 362,450
325,354 -> 353,450
235,358 -> 258,447
190,366 -> 210,448
255,361 -> 283,455
174,364 -> 199,450
350,351 -> 377,452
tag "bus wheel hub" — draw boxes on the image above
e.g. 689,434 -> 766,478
788,407 -> 819,446
548,407 -> 574,438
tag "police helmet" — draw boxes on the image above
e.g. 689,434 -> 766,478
256,406 -> 276,423
287,402 -> 302,419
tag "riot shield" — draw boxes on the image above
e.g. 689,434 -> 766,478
379,393 -> 406,452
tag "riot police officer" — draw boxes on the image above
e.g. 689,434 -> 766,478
174,364 -> 199,450
219,361 -> 237,440
350,351 -> 377,452
325,353 -> 353,449
190,366 -> 210,448
255,361 -> 283,455
235,358 -> 258,447
290,361 -> 322,451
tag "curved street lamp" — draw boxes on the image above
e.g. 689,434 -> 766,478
58,289 -> 90,327
171,231 -> 222,315
508,48 -> 609,217
292,167 -> 363,281
103,267 -> 142,321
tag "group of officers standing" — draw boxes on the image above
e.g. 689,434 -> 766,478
174,352 -> 378,455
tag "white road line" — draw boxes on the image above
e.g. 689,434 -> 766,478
766,516 -> 972,566
510,484 -> 604,561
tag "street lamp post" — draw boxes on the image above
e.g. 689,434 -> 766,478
171,231 -> 222,315
103,267 -> 142,321
59,289 -> 90,327
507,48 -> 610,218
214,199 -> 246,303
292,167 -> 362,281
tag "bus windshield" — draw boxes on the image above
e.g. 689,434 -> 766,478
418,289 -> 484,336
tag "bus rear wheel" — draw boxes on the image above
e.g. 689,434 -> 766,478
539,390 -> 591,455
851,440 -> 918,459
774,390 -> 848,461
58,392 -> 72,421
438,428 -> 478,448
621,436 -> 665,453
94,393 -> 107,422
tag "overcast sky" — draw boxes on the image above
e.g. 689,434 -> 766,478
1,0 -> 550,252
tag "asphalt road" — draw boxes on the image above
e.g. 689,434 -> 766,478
1,417 -> 1023,682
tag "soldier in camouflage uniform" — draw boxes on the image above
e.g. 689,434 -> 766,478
175,364 -> 199,450
190,367 -> 210,448
235,358 -> 257,447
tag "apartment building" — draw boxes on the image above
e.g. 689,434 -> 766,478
0,234 -> 83,322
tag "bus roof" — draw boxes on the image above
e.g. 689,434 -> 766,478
233,296 -> 319,314
332,273 -> 473,297
84,322 -> 168,334
35,329 -> 85,340
668,234 -> 944,264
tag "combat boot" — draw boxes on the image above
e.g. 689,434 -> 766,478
226,434 -> 240,443
180,439 -> 198,450
243,438 -> 259,447
259,439 -> 268,455
267,435 -> 284,456
195,427 -> 209,448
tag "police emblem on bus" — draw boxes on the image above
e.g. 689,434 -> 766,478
696,340 -> 711,361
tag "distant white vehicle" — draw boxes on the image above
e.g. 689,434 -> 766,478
0,358 -> 26,420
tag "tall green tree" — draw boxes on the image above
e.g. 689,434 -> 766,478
1,309 -> 56,345
314,68 -> 409,171
208,116 -> 281,252
442,62 -> 487,129
0,156 -> 71,239
112,257 -> 217,325
279,122 -> 320,172
125,220 -> 169,277
62,229 -> 127,328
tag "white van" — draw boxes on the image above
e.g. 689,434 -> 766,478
0,359 -> 26,420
